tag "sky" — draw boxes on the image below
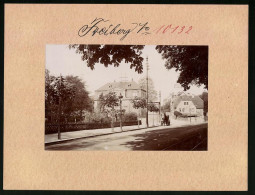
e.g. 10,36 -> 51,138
46,45 -> 207,101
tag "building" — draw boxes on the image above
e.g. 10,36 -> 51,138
93,79 -> 146,114
170,92 -> 204,117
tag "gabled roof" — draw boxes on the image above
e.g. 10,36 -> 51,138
96,80 -> 142,91
173,95 -> 204,109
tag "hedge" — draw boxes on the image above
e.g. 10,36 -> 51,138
45,120 -> 142,134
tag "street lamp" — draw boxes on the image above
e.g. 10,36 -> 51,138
119,93 -> 123,132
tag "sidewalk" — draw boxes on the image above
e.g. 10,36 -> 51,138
45,119 -> 207,145
45,124 -> 147,145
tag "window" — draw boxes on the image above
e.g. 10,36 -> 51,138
182,108 -> 185,112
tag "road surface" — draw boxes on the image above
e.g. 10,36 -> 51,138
45,123 -> 207,151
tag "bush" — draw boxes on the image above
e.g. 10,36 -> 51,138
123,112 -> 138,122
45,120 -> 141,134
174,111 -> 182,118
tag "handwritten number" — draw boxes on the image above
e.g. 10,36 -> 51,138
185,26 -> 192,34
178,26 -> 185,34
171,26 -> 179,33
163,25 -> 172,33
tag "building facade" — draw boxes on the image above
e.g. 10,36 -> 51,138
93,80 -> 146,114
170,92 -> 204,117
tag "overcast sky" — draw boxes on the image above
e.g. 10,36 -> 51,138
46,45 -> 207,101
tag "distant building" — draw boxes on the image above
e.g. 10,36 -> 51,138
170,92 -> 204,117
93,79 -> 146,114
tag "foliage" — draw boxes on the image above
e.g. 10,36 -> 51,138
69,44 -> 145,73
131,97 -> 147,109
85,112 -> 111,123
45,70 -> 93,123
148,103 -> 159,112
45,120 -> 141,134
123,112 -> 138,122
45,70 -> 76,123
98,91 -> 119,111
199,91 -> 208,116
174,110 -> 182,118
63,76 -> 93,121
156,45 -> 208,90
138,77 -> 158,102
69,45 -> 208,91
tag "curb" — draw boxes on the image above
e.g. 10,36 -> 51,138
45,126 -> 157,147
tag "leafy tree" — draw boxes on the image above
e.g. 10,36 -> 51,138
69,44 -> 208,91
131,97 -> 147,109
148,103 -> 159,112
156,45 -> 208,90
65,76 -> 93,122
69,44 -> 145,73
98,92 -> 119,111
138,77 -> 158,102
98,92 -> 119,130
199,91 -> 208,116
45,70 -> 93,123
45,70 -> 75,123
131,96 -> 147,127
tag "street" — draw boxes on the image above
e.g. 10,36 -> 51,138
45,123 -> 207,151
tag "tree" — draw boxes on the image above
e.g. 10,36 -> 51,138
148,103 -> 159,112
131,97 -> 147,128
98,92 -> 119,131
70,44 -> 208,91
138,77 -> 158,102
45,70 -> 76,123
156,45 -> 208,90
131,97 -> 147,109
69,44 -> 145,73
65,76 -> 93,122
147,103 -> 159,126
199,91 -> 208,116
98,92 -> 119,111
45,70 -> 93,123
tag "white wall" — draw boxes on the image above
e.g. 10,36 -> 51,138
176,101 -> 196,114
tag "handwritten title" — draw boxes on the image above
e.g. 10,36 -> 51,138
78,18 -> 192,41
78,18 -> 150,41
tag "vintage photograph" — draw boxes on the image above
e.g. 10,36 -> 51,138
45,44 -> 208,151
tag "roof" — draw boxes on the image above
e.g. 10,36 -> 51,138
173,95 -> 204,109
96,80 -> 142,91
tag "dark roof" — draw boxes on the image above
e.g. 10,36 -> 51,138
173,95 -> 204,109
96,81 -> 142,91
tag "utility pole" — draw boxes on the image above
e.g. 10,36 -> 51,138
58,74 -> 62,140
146,56 -> 149,128
119,93 -> 123,132
159,91 -> 161,125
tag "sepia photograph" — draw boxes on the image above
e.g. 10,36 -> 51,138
45,44 -> 208,151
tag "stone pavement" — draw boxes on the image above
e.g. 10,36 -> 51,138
45,119 -> 206,145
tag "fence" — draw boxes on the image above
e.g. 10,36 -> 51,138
45,120 -> 142,134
